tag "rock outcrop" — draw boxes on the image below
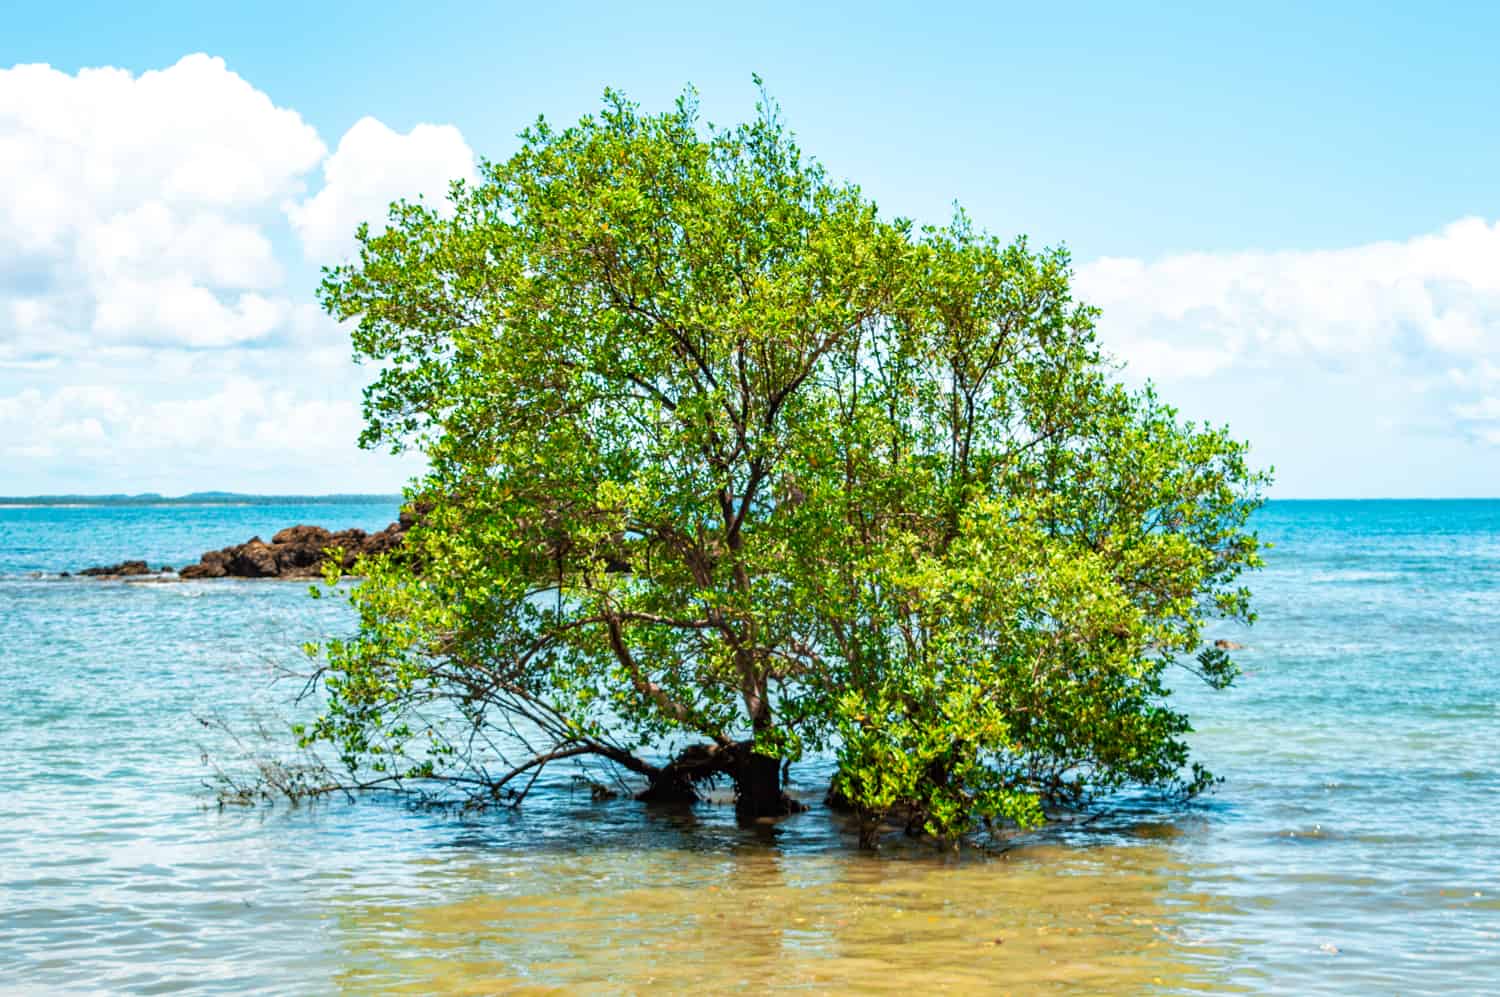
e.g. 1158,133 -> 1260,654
175,519 -> 410,580
78,560 -> 156,577
79,505 -> 422,581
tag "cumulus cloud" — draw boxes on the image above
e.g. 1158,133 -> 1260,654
0,379 -> 369,468
0,54 -> 475,491
0,54 -> 326,364
1078,217 -> 1500,382
6,50 -> 1500,490
85,202 -> 283,290
91,277 -> 287,348
0,54 -> 324,213
288,116 -> 477,264
1076,217 -> 1500,448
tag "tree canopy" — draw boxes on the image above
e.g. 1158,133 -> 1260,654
301,84 -> 1267,847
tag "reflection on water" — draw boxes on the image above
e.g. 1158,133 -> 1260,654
5,500 -> 1500,993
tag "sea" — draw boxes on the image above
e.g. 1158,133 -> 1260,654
2,498 -> 1497,994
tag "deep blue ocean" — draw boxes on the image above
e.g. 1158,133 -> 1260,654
2,499 -> 1498,993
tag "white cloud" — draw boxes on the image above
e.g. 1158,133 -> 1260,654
1447,359 -> 1500,390
1454,397 -> 1500,421
6,51 -> 1497,491
288,116 -> 477,264
0,54 -> 326,362
1078,217 -> 1500,383
0,54 -> 325,216
1110,338 -> 1235,380
85,202 -> 283,290
91,276 -> 286,347
0,54 -> 475,491
1077,217 -> 1500,450
0,379 -> 367,461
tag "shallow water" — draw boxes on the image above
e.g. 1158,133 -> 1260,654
2,500 -> 1499,994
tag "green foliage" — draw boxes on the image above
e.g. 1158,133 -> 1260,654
301,82 -> 1268,842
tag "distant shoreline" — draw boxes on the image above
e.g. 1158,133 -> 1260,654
0,493 -> 403,508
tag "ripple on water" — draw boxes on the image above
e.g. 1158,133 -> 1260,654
4,500 -> 1500,993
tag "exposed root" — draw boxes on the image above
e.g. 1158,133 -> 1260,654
637,741 -> 804,819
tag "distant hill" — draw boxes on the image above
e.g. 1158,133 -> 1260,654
0,492 -> 403,506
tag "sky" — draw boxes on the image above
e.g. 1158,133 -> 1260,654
4,1 -> 1500,497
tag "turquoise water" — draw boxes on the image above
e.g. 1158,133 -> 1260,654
2,499 -> 1498,993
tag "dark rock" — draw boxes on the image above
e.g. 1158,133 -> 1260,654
271,525 -> 331,546
227,539 -> 279,578
361,524 -> 405,558
166,503 -> 423,580
181,549 -> 231,578
80,559 -> 153,577
271,535 -> 331,574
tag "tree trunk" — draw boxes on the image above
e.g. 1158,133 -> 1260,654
731,748 -> 804,820
732,750 -> 785,820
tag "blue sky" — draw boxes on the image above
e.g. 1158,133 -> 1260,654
4,1 -> 1499,496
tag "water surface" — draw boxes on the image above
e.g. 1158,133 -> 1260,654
2,500 -> 1498,993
